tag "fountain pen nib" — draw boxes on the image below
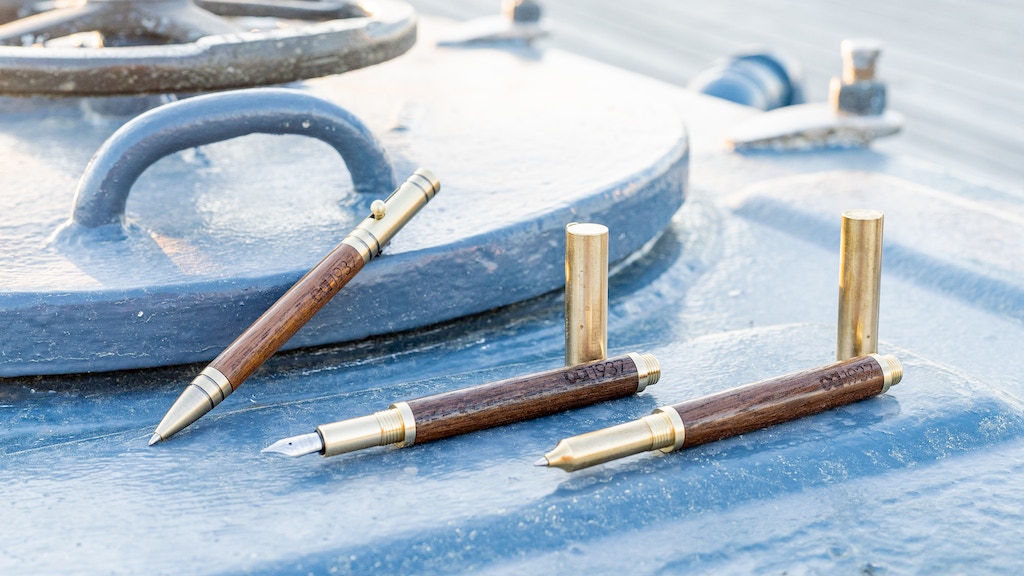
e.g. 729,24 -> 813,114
262,432 -> 324,457
533,457 -> 549,467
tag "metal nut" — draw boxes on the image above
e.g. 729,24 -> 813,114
830,77 -> 887,116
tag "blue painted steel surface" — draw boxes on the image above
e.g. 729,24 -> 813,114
3,16 -> 1024,576
0,34 -> 686,376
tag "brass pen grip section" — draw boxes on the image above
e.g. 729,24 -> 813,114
343,168 -> 441,263
565,222 -> 608,366
837,209 -> 884,360
318,404 -> 415,457
542,407 -> 684,472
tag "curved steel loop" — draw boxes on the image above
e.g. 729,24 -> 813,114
66,87 -> 396,237
0,0 -> 415,95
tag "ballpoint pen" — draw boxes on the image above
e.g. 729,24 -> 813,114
263,352 -> 660,458
150,169 -> 441,445
538,353 -> 903,471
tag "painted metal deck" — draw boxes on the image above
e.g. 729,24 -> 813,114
3,4 -> 1024,574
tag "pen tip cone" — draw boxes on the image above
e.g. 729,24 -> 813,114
148,433 -> 163,446
533,457 -> 549,467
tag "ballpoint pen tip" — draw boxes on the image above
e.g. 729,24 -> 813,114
533,457 -> 549,467
148,433 -> 163,446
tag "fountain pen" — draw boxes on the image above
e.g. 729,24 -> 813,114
150,169 -> 440,445
538,353 -> 902,471
263,352 -> 660,458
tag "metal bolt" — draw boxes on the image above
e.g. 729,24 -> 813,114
841,38 -> 883,83
831,38 -> 887,115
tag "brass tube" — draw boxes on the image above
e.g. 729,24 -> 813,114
565,222 -> 608,366
837,209 -> 884,360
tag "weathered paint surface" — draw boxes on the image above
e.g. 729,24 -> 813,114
0,33 -> 686,375
2,14 -> 1024,576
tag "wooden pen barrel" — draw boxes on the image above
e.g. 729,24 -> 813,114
671,354 -> 890,449
210,242 -> 366,387
407,354 -> 656,444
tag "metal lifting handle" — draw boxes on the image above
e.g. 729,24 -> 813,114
60,87 -> 396,240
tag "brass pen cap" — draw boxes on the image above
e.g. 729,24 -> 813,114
565,222 -> 609,366
837,209 -> 884,360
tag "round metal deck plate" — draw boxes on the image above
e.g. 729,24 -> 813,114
0,31 -> 687,376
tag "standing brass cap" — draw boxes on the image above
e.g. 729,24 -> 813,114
837,209 -> 884,361
565,222 -> 609,366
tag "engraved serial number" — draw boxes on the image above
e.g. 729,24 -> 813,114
311,256 -> 356,303
564,358 -> 626,385
819,362 -> 880,391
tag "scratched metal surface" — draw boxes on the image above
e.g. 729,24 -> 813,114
4,9 -> 1024,576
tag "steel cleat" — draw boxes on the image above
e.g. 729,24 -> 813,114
727,37 -> 901,151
